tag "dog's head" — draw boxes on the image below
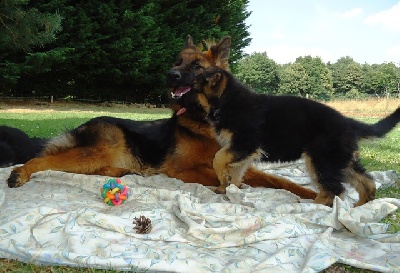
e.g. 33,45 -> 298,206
194,66 -> 227,99
167,35 -> 231,118
192,66 -> 228,116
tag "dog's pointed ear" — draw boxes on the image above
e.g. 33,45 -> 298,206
209,36 -> 231,70
206,72 -> 222,88
184,35 -> 195,48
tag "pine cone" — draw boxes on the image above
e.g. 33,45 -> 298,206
133,215 -> 152,234
323,265 -> 349,273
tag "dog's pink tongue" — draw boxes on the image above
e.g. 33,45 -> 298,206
176,107 -> 187,115
174,86 -> 191,97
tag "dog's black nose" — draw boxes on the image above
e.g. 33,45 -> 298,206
167,70 -> 182,87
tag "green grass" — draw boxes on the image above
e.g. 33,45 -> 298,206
0,260 -> 124,273
359,117 -> 400,173
0,104 -> 399,273
0,104 -> 171,138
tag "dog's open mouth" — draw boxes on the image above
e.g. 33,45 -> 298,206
171,86 -> 192,116
171,86 -> 191,99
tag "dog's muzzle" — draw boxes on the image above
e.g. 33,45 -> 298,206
167,70 -> 182,87
167,69 -> 193,99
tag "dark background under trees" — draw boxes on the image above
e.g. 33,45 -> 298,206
1,0 -> 399,104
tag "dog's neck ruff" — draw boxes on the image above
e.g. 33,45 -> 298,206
207,105 -> 221,122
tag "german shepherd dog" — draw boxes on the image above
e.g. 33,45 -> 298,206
189,65 -> 400,206
6,36 -> 316,200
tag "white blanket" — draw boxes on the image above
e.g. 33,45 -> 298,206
0,161 -> 399,273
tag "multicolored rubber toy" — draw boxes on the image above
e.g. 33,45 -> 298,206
101,178 -> 128,206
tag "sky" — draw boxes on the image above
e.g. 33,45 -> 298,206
244,0 -> 400,65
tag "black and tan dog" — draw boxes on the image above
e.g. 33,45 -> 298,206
6,36 -> 316,200
190,65 -> 400,206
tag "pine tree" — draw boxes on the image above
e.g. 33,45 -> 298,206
0,0 -> 61,51
1,0 -> 252,102
0,0 -> 61,93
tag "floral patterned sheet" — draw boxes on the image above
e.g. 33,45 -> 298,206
0,161 -> 399,273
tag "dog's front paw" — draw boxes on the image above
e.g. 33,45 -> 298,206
214,185 -> 227,194
7,169 -> 29,188
313,191 -> 335,207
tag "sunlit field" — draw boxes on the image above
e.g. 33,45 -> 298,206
325,97 -> 400,118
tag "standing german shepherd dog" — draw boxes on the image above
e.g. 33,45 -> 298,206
189,65 -> 400,206
6,36 -> 316,200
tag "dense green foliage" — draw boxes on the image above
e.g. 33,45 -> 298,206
0,0 -> 62,51
1,0 -> 399,102
0,0 -> 251,103
236,53 -> 400,99
0,0 -> 62,93
235,52 -> 280,93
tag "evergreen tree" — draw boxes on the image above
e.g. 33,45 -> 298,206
0,0 -> 61,94
0,0 -> 62,51
0,0 -> 251,102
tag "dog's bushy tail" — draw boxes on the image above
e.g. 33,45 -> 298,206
354,107 -> 400,139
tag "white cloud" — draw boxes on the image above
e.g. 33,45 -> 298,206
336,8 -> 363,19
364,2 -> 400,32
245,45 -> 335,64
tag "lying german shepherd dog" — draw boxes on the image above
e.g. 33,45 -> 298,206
6,36 -> 316,200
189,65 -> 400,206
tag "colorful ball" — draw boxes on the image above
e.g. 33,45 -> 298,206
101,178 -> 129,206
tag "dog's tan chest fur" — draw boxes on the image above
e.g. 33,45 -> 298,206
216,129 -> 232,147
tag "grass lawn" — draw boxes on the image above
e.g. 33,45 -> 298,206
0,102 -> 171,138
0,99 -> 399,273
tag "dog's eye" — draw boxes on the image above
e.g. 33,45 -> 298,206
175,59 -> 183,66
191,62 -> 202,69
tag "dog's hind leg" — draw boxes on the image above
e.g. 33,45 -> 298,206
7,123 -> 145,188
163,166 -> 221,187
7,146 -> 133,188
345,157 -> 376,206
305,154 -> 345,207
96,166 -> 133,177
243,167 -> 318,199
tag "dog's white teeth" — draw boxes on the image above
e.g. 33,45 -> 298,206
171,92 -> 182,99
